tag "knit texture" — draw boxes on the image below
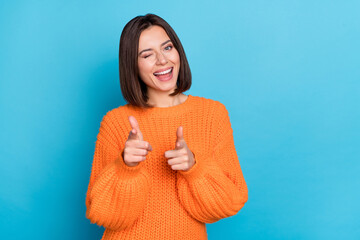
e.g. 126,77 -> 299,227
85,94 -> 248,240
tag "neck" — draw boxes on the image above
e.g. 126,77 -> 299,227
147,89 -> 184,108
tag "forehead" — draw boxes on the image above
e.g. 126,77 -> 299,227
138,25 -> 170,48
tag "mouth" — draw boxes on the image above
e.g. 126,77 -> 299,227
153,67 -> 173,76
153,67 -> 173,81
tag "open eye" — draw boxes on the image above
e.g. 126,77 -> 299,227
164,45 -> 173,51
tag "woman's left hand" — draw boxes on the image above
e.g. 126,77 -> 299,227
165,126 -> 196,171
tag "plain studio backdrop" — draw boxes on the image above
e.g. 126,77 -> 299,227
0,0 -> 359,239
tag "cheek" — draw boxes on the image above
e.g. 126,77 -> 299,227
138,61 -> 153,77
172,52 -> 181,66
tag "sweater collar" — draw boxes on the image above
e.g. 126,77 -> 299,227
127,94 -> 195,117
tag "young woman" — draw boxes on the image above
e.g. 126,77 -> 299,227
85,13 -> 248,240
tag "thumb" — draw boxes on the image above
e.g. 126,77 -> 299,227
175,126 -> 184,149
127,128 -> 139,141
128,115 -> 143,141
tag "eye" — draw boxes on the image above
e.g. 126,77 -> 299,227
164,45 -> 173,51
143,54 -> 152,58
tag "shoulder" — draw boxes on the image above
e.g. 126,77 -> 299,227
195,96 -> 234,139
98,104 -> 131,130
95,105 -> 132,146
190,95 -> 229,117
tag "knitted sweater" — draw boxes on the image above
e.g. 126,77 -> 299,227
85,94 -> 248,240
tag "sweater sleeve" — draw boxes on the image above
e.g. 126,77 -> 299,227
176,103 -> 248,223
85,112 -> 151,230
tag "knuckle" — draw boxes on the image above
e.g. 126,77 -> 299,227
125,141 -> 131,147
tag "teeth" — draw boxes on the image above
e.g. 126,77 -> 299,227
154,68 -> 172,76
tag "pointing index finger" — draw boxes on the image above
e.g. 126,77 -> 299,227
128,115 -> 143,141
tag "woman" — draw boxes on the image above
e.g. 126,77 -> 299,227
85,13 -> 248,240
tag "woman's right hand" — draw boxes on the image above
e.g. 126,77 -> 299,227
121,115 -> 153,167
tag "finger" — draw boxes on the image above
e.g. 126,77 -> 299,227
124,147 -> 149,156
127,128 -> 138,140
127,155 -> 147,163
176,126 -> 184,140
170,163 -> 189,171
175,126 -> 184,149
128,115 -> 143,141
167,155 -> 188,165
127,140 -> 153,151
175,141 -> 183,149
128,115 -> 140,130
164,148 -> 186,159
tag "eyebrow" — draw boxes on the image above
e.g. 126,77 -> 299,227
138,40 -> 172,56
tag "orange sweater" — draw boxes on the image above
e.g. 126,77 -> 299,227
85,94 -> 248,239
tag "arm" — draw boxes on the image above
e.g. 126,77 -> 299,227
176,104 -> 248,223
85,113 -> 151,230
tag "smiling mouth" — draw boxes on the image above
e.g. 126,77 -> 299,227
153,67 -> 173,76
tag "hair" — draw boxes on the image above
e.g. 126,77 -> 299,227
119,13 -> 192,108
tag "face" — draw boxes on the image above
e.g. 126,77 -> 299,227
137,25 -> 180,94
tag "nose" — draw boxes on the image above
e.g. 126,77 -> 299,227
155,52 -> 168,65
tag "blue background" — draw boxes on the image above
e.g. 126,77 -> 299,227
1,0 -> 359,239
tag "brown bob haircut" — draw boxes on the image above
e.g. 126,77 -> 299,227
119,13 -> 192,108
